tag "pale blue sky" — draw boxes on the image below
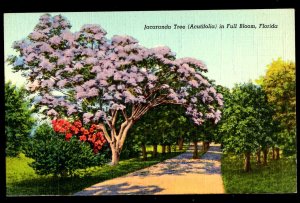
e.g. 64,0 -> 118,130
4,9 -> 295,89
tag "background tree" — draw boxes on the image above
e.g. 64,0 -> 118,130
221,83 -> 274,172
5,81 -> 36,156
256,58 -> 296,156
7,14 -> 223,165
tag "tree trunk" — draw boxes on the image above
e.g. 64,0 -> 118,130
152,144 -> 157,157
111,147 -> 120,166
193,141 -> 198,159
167,145 -> 171,153
272,147 -> 275,160
141,144 -> 147,161
244,152 -> 252,172
178,137 -> 184,150
275,147 -> 280,160
203,141 -> 210,152
104,119 -> 134,166
256,149 -> 261,164
162,145 -> 166,154
263,148 -> 268,165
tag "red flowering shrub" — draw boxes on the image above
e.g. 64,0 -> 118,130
52,119 -> 106,153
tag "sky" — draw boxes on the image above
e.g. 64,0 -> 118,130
4,9 -> 295,89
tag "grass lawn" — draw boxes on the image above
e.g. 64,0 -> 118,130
221,153 -> 297,193
6,144 -> 188,196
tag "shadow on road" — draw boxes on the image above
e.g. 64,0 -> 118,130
128,144 -> 222,177
75,182 -> 164,195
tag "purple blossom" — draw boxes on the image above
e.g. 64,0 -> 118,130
130,66 -> 138,73
214,110 -> 222,124
41,79 -> 55,88
111,103 -> 126,110
114,91 -> 122,100
83,112 -> 94,124
81,24 -> 107,35
209,86 -> 217,95
191,97 -> 197,103
113,72 -> 122,80
74,63 -> 83,69
147,74 -> 157,81
84,80 -> 97,88
108,85 -> 116,91
40,58 -> 55,71
47,109 -> 58,116
67,105 -> 77,115
123,91 -> 136,103
60,30 -> 74,44
103,93 -> 113,100
85,57 -> 98,65
73,74 -> 84,82
39,43 -> 54,53
57,56 -> 71,66
136,74 -> 145,82
206,112 -> 215,119
57,79 -> 68,88
94,110 -> 105,121
117,84 -> 125,90
30,31 -> 46,40
188,79 -> 199,88
97,51 -> 106,58
147,83 -> 154,89
127,78 -> 137,86
25,53 -> 37,62
87,88 -> 99,97
99,80 -> 108,86
28,80 -> 40,92
112,35 -> 138,45
150,46 -> 171,56
82,48 -> 95,57
63,49 -> 74,57
49,36 -> 62,45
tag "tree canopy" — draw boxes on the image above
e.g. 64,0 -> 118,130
7,14 -> 223,165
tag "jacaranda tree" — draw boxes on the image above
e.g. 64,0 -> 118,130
7,14 -> 223,165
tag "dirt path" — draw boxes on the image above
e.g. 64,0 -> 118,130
74,143 -> 225,195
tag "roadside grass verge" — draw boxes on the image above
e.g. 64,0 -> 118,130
221,153 -> 297,193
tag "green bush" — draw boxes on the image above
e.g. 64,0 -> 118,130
5,82 -> 36,156
25,124 -> 106,177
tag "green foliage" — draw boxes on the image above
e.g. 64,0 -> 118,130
119,132 -> 140,159
212,85 -> 231,143
221,153 -> 297,193
129,104 -> 187,147
5,81 -> 36,156
257,58 -> 296,154
25,124 -> 106,177
221,83 -> 274,154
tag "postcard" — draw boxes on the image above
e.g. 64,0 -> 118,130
4,9 -> 296,197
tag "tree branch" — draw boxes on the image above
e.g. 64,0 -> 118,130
122,109 -> 129,121
98,123 -> 112,143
